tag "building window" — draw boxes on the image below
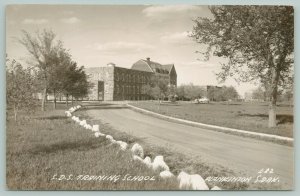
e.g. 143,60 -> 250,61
120,73 -> 124,81
115,73 -> 119,81
115,84 -> 119,94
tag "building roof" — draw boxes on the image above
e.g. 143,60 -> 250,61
162,64 -> 175,72
132,59 -> 174,75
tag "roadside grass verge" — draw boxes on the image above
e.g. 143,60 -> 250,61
127,104 -> 292,146
78,106 -> 284,190
6,105 -> 178,190
129,101 -> 293,138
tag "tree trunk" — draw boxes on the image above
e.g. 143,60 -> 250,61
268,67 -> 280,128
268,104 -> 276,127
53,89 -> 57,109
66,94 -> 68,106
41,87 -> 47,111
13,103 -> 17,122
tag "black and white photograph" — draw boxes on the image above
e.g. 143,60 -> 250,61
5,4 -> 294,190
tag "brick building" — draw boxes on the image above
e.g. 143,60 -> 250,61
85,58 -> 177,101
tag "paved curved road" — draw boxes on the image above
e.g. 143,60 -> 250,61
86,105 -> 294,189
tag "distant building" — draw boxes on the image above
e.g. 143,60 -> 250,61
85,58 -> 177,101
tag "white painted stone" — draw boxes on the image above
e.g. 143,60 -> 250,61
178,171 -> 191,189
69,107 -> 75,113
133,155 -> 143,162
80,120 -> 87,126
177,172 -> 209,190
152,155 -> 169,171
92,125 -> 99,132
143,156 -> 152,168
211,186 -> 222,190
189,174 -> 209,190
94,132 -> 101,138
117,141 -> 128,150
159,170 -> 174,178
131,143 -> 144,158
106,135 -> 114,142
65,111 -> 72,117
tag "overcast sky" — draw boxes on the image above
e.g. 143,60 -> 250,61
6,5 -> 258,96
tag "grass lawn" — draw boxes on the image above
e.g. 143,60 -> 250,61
129,101 -> 293,138
6,103 -> 179,190
6,102 -> 284,190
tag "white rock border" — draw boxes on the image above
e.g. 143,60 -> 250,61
65,104 -> 222,190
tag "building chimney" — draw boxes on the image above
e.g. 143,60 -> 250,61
146,57 -> 150,62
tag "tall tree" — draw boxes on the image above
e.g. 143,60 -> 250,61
141,84 -> 152,99
145,77 -> 169,100
62,62 -> 91,105
155,78 -> 169,99
222,86 -> 239,101
150,86 -> 161,101
184,84 -> 206,100
68,64 -> 91,101
207,86 -> 239,101
252,86 -> 266,101
167,85 -> 177,101
176,86 -> 185,100
175,84 -> 206,100
47,48 -> 73,109
6,59 -> 37,122
19,29 -> 63,111
191,6 -> 294,127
